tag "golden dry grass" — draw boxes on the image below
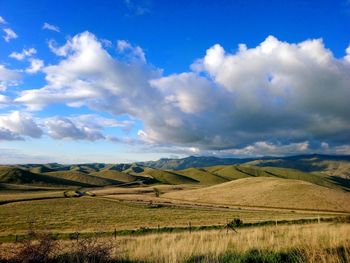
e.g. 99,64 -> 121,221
0,196 -> 335,238
2,223 -> 347,263
164,177 -> 350,212
112,223 -> 350,262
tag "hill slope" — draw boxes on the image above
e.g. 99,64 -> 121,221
0,166 -> 86,187
140,156 -> 249,170
141,168 -> 199,185
164,177 -> 350,212
176,168 -> 228,185
45,170 -> 121,186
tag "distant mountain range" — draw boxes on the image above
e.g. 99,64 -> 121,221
0,154 -> 349,191
140,154 -> 350,173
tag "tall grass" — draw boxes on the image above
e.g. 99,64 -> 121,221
1,223 -> 349,262
114,223 -> 349,262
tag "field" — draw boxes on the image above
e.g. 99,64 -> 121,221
0,195 -> 335,240
1,156 -> 350,262
0,223 -> 349,262
111,223 -> 350,262
164,177 -> 350,212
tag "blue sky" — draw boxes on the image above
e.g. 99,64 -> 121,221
0,0 -> 350,163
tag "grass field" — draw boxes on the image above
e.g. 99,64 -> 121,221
1,223 -> 348,262
1,160 -> 349,262
112,223 -> 350,262
164,177 -> 350,212
0,196 -> 336,239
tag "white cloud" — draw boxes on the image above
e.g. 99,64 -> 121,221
117,40 -> 146,62
44,114 -> 131,141
2,28 -> 17,42
100,38 -> 112,47
0,109 -> 132,142
45,117 -> 104,141
0,94 -> 11,108
0,16 -> 6,25
0,111 -> 42,138
14,33 -> 350,155
9,48 -> 37,60
345,45 -> 350,63
42,22 -> 60,32
225,141 -> 310,157
26,59 -> 44,74
0,64 -> 21,90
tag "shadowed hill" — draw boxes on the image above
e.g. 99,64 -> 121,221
0,166 -> 88,187
164,177 -> 350,212
141,154 -> 350,179
141,168 -> 199,185
246,154 -> 350,179
176,167 -> 228,185
44,170 -> 122,186
91,169 -> 138,183
203,165 -> 350,191
140,156 -> 249,170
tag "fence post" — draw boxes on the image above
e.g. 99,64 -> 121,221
275,218 -> 278,227
114,228 -> 117,239
318,215 -> 320,224
189,221 -> 192,233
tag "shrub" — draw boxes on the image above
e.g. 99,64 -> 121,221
64,236 -> 114,263
12,229 -> 59,263
153,187 -> 161,197
227,218 -> 243,229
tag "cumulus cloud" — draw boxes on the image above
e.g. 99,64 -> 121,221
0,128 -> 23,140
42,22 -> 60,32
0,111 -> 42,138
0,109 -> 131,142
26,59 -> 44,74
0,94 -> 11,108
117,40 -> 146,62
9,48 -> 43,74
14,33 -> 350,155
45,117 -> 105,141
9,48 -> 37,60
0,64 -> 21,90
2,28 -> 17,42
44,114 -> 131,141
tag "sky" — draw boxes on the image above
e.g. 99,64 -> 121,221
0,0 -> 350,164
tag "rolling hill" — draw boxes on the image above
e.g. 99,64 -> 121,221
0,166 -> 87,187
140,167 -> 198,185
1,154 -> 349,191
164,176 -> 350,212
44,170 -> 121,186
92,169 -> 139,183
175,167 -> 228,185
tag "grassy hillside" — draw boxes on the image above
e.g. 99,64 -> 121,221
176,168 -> 228,185
45,170 -> 121,186
0,166 -> 87,187
205,165 -> 250,180
203,165 -> 349,191
141,168 -> 198,185
248,155 -> 350,179
164,177 -> 350,212
92,169 -> 138,183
